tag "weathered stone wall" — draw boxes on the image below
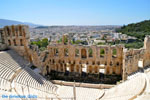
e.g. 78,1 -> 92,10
1,25 -> 32,64
122,36 -> 150,80
0,29 -> 7,50
44,38 -> 123,77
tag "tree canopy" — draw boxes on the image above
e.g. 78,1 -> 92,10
116,20 -> 150,41
31,38 -> 49,51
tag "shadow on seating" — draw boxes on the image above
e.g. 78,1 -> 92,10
3,50 -> 44,85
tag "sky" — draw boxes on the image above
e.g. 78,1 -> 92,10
0,0 -> 150,25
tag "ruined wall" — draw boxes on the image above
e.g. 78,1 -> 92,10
3,25 -> 30,57
43,35 -> 124,77
0,29 -> 7,50
122,48 -> 144,80
2,25 -> 46,69
122,36 -> 150,80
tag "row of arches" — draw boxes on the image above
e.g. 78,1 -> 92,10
46,63 -> 120,75
81,48 -> 117,58
8,39 -> 24,46
49,59 -> 121,66
53,48 -> 117,58
5,26 -> 25,37
0,32 -> 3,43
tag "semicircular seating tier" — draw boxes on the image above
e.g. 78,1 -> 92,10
99,74 -> 146,100
0,50 -> 58,100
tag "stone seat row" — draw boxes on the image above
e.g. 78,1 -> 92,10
0,64 -> 15,80
134,71 -> 150,100
0,78 -> 11,91
0,57 -> 21,71
0,50 -> 29,69
5,50 -> 29,64
14,82 -> 57,99
0,54 -> 26,71
100,73 -> 146,100
0,50 -> 58,99
14,67 -> 57,94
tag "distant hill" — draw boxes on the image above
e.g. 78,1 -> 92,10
116,20 -> 150,40
0,19 -> 41,28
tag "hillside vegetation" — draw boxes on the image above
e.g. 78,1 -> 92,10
116,20 -> 150,41
31,38 -> 49,51
115,20 -> 150,49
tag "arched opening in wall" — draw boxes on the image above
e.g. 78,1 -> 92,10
75,49 -> 79,57
56,64 -> 59,71
19,26 -> 22,36
113,67 -> 116,74
116,62 -> 119,66
0,31 -> 4,44
112,49 -> 117,57
22,28 -> 26,37
73,60 -> 76,64
97,61 -> 100,65
20,39 -> 23,46
79,61 -> 82,64
15,28 -> 18,37
100,49 -> 105,57
92,61 -> 95,65
110,62 -> 113,66
52,59 -> 55,64
0,33 -> 2,43
7,27 -> 10,36
88,48 -> 93,57
70,64 -> 74,72
58,60 -> 61,63
12,25 -> 15,36
13,39 -> 17,46
62,60 -> 65,63
76,65 -> 80,73
86,61 -> 89,65
106,67 -> 110,74
55,48 -> 59,56
94,66 -> 98,73
46,66 -> 49,74
60,64 -> 63,72
89,66 -> 92,73
8,40 -> 11,46
99,69 -> 105,79
69,60 -> 71,64
64,64 -> 67,71
105,62 -> 107,66
81,49 -> 87,58
64,48 -> 69,56
64,64 -> 69,76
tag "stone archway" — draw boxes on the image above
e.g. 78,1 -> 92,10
56,64 -> 59,71
94,66 -> 98,73
70,64 -> 74,72
88,66 -> 92,73
76,65 -> 80,73
46,65 -> 49,74
81,49 -> 87,58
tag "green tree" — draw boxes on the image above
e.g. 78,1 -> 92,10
30,38 -> 49,51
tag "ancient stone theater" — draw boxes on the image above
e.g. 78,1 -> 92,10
0,25 -> 150,100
